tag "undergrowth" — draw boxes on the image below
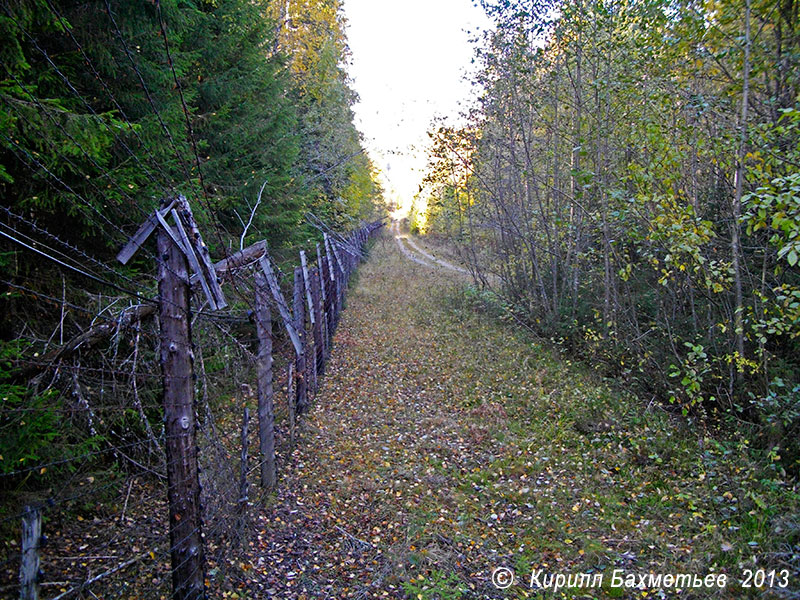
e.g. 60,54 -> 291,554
431,278 -> 800,598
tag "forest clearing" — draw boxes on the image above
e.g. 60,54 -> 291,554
250,223 -> 799,599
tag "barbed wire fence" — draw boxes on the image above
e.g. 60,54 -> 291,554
0,1 -> 385,598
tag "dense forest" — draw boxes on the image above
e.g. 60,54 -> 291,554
0,1 -> 383,594
0,0 -> 382,253
413,0 -> 800,471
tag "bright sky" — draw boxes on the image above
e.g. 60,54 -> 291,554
342,0 -> 491,211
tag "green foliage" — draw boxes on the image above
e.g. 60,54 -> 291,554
0,389 -> 59,475
669,342 -> 715,414
747,171 -> 800,267
191,0 -> 302,248
0,342 -> 59,474
415,125 -> 476,238
748,377 -> 800,473
744,106 -> 800,268
401,569 -> 466,600
0,341 -> 106,485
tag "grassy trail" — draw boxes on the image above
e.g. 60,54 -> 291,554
251,226 -> 797,599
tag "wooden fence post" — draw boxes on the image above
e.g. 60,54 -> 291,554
233,402 -> 250,550
332,241 -> 346,306
19,505 -> 41,600
299,251 -> 317,394
253,272 -> 276,490
324,237 -> 340,331
239,406 -> 249,502
258,255 -> 305,430
157,226 -> 206,600
258,255 -> 302,358
293,267 -> 308,414
334,248 -> 346,312
287,363 -> 296,447
321,253 -> 336,339
347,236 -> 356,273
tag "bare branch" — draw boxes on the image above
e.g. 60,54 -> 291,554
240,179 -> 268,251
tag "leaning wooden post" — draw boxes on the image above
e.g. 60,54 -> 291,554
19,505 -> 41,600
343,245 -> 351,283
309,267 -> 325,379
347,235 -> 356,273
157,225 -> 206,600
258,255 -> 303,428
316,244 -> 330,358
328,238 -> 346,311
292,267 -> 308,414
253,272 -> 276,491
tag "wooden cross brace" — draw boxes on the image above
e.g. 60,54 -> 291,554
116,196 -> 227,311
324,233 -> 346,276
299,250 -> 316,325
258,254 -> 303,358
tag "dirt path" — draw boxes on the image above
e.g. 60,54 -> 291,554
391,220 -> 470,274
253,230 -> 486,598
250,228 -> 783,599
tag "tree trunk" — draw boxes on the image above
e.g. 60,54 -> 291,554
732,0 -> 752,360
